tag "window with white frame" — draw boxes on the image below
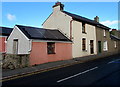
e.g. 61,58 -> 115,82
114,41 -> 117,48
103,30 -> 106,36
103,41 -> 108,51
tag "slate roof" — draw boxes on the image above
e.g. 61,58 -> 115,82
0,27 -> 13,36
16,25 -> 71,42
62,11 -> 110,30
110,34 -> 120,41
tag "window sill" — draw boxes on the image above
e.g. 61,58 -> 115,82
48,53 -> 56,55
103,36 -> 106,37
82,32 -> 87,34
82,50 -> 87,52
103,50 -> 108,52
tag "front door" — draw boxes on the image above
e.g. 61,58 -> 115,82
90,40 -> 94,54
98,41 -> 101,53
13,39 -> 18,54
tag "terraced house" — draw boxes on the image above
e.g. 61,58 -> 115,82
43,2 -> 120,58
1,2 -> 120,68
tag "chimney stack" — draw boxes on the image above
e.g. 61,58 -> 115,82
94,16 -> 99,22
52,2 -> 64,12
112,29 -> 117,31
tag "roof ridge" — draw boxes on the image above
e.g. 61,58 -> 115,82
62,11 -> 110,30
63,11 -> 96,22
0,26 -> 13,29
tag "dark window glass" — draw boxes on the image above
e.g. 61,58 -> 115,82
47,42 -> 55,54
82,23 -> 86,33
82,38 -> 86,51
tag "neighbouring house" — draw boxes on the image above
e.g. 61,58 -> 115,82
42,2 -> 120,58
0,27 -> 13,53
95,19 -> 111,54
6,25 -> 72,66
109,29 -> 120,53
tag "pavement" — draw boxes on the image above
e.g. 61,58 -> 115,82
1,53 -> 120,81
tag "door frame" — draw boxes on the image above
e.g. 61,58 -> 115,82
98,41 -> 102,53
13,39 -> 18,54
90,40 -> 94,54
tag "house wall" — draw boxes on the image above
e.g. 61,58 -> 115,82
109,39 -> 119,53
72,21 -> 97,58
96,27 -> 119,54
96,27 -> 110,53
7,26 -> 31,54
43,11 -> 97,58
0,36 -> 7,53
118,32 -> 120,52
29,42 -> 72,65
43,11 -> 72,38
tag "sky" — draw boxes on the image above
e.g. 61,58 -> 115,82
1,2 -> 119,30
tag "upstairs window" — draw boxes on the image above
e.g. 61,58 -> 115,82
82,38 -> 86,51
103,41 -> 108,51
114,41 -> 117,48
82,23 -> 86,33
103,30 -> 106,37
47,42 -> 55,54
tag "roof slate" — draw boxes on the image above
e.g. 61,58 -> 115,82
110,34 -> 120,41
0,27 -> 13,36
16,25 -> 71,42
62,11 -> 110,30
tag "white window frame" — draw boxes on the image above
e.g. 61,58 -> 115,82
103,41 -> 108,51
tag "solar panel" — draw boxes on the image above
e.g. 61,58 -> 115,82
44,30 -> 58,39
17,25 -> 71,42
25,28 -> 45,39
51,30 -> 68,40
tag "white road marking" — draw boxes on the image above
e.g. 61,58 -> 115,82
108,59 -> 120,64
108,61 -> 116,64
57,66 -> 98,83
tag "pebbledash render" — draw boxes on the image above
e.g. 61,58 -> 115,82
42,2 -> 120,58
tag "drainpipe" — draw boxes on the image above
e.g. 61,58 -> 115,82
70,20 -> 74,40
28,39 -> 32,53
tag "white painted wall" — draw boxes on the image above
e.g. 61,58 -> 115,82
7,26 -> 32,54
42,5 -> 97,58
72,21 -> 97,58
43,11 -> 72,38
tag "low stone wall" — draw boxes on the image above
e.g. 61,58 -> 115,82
2,54 -> 29,69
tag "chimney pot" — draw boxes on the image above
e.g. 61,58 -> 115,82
112,29 -> 117,31
94,16 -> 99,22
52,2 -> 64,11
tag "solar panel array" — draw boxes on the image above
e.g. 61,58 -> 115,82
17,25 -> 71,42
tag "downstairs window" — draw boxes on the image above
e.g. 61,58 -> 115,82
47,42 -> 55,54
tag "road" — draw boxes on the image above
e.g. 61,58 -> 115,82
2,54 -> 120,87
